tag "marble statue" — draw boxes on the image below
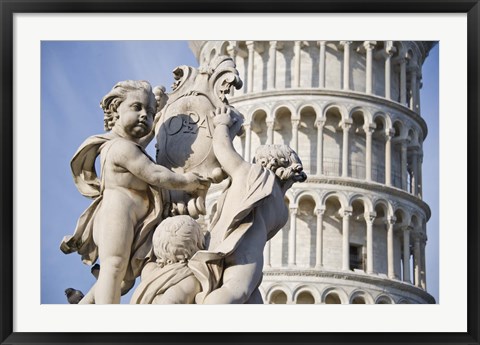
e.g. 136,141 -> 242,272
60,80 -> 209,304
61,56 -> 307,304
130,215 -> 204,304
188,106 -> 307,304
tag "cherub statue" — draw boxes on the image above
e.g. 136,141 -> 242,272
60,80 -> 209,304
130,215 -> 204,304
189,106 -> 307,304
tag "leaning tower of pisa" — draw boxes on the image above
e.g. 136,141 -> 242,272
190,40 -> 436,304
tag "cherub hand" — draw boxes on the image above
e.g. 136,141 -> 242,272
153,85 -> 168,113
212,106 -> 237,128
182,172 -> 211,192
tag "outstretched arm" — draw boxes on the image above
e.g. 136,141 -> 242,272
111,140 -> 209,192
212,106 -> 250,178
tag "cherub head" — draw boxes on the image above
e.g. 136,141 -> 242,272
100,80 -> 157,138
152,215 -> 205,267
253,145 -> 307,187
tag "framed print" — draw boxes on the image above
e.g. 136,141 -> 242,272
1,1 -> 479,345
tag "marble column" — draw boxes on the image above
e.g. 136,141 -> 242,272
288,207 -> 298,267
411,150 -> 419,196
384,41 -> 396,100
420,235 -> 427,289
342,209 -> 352,271
385,129 -> 394,186
365,212 -> 376,274
318,41 -> 327,88
401,140 -> 408,191
315,207 -> 325,268
413,233 -> 421,287
266,120 -> 274,145
399,58 -> 407,105
244,122 -> 252,163
292,119 -> 300,152
365,125 -> 375,181
342,120 -> 352,177
246,41 -> 255,93
418,151 -> 424,198
364,41 -> 376,94
402,227 -> 411,283
408,65 -> 418,111
294,41 -> 302,88
341,41 -> 352,90
315,119 -> 325,175
387,216 -> 396,279
268,41 -> 277,90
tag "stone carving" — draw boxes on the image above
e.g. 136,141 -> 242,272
188,106 -> 307,304
61,58 -> 307,304
155,56 -> 243,218
60,80 -> 209,304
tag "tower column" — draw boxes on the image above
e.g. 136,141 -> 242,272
294,41 -> 302,88
413,233 -> 422,287
420,233 -> 427,289
399,58 -> 407,105
246,41 -> 255,93
266,120 -> 274,145
385,129 -> 394,186
402,227 -> 412,283
409,65 -> 419,111
387,216 -> 396,279
342,120 -> 352,177
315,207 -> 325,268
342,209 -> 352,271
365,125 -> 375,181
341,41 -> 352,90
292,119 -> 300,152
418,151 -> 424,198
268,41 -> 277,90
384,41 -> 396,100
315,119 -> 325,175
288,207 -> 298,267
401,139 -> 408,191
318,41 -> 327,88
411,150 -> 419,195
365,212 -> 376,274
364,41 -> 377,94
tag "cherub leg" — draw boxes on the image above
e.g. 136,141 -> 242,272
93,216 -> 134,304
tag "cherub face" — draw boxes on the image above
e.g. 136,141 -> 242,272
115,89 -> 156,139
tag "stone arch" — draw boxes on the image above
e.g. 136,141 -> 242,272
373,198 -> 394,219
322,193 -> 346,271
269,195 -> 292,267
373,111 -> 392,130
349,289 -> 374,304
323,103 -> 348,122
272,105 -> 294,147
350,108 -> 368,179
298,105 -> 318,174
296,194 -> 318,267
293,285 -> 319,304
250,108 -> 268,151
375,294 -> 394,304
266,286 -> 290,304
321,191 -> 348,210
348,194 -> 373,213
371,112 -> 387,183
321,286 -> 348,304
349,106 -> 372,124
323,105 -> 344,177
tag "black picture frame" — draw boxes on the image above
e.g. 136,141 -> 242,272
1,1 -> 478,344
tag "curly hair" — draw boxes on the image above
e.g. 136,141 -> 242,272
100,80 -> 154,131
253,144 -> 304,181
152,215 -> 205,267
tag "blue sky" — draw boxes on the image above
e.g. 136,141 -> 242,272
41,41 -> 439,304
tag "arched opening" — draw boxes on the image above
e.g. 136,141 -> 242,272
350,199 -> 367,272
350,110 -> 366,179
297,195 -> 317,267
372,115 -> 387,183
270,290 -> 288,304
323,195 -> 343,270
299,106 -> 317,174
323,107 -> 343,176
251,110 -> 268,156
392,121 -> 404,189
297,291 -> 315,304
376,296 -> 393,304
273,107 -> 292,147
325,292 -> 342,304
270,197 -> 291,267
374,202 -> 389,275
351,296 -> 366,304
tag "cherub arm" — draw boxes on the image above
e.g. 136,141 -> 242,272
111,140 -> 209,192
212,106 -> 250,178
